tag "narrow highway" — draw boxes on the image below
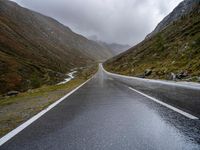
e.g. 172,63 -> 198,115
1,66 -> 200,150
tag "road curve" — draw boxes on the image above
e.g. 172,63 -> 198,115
1,65 -> 200,150
102,65 -> 200,118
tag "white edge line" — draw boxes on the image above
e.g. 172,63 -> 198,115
0,75 -> 95,146
102,64 -> 199,119
128,87 -> 199,120
101,64 -> 200,90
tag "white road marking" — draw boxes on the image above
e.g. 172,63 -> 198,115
0,76 -> 94,146
101,64 -> 200,90
128,87 -> 199,120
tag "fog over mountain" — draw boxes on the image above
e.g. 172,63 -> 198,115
11,0 -> 182,45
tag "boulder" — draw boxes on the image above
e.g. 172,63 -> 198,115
6,91 -> 19,96
170,72 -> 176,81
144,69 -> 152,76
176,71 -> 188,79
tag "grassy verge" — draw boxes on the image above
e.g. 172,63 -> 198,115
0,64 -> 98,138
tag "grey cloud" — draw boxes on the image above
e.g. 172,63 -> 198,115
12,0 -> 182,45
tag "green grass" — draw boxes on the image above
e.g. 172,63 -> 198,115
0,0 -> 112,95
104,11 -> 200,82
0,64 -> 98,137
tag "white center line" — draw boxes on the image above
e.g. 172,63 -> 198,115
129,87 -> 199,120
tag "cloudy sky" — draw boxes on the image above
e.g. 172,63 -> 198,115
12,0 -> 182,45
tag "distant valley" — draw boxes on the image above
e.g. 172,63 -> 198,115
87,35 -> 131,55
96,41 -> 131,55
0,0 -> 113,95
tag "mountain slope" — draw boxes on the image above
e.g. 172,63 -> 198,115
0,0 -> 112,94
104,3 -> 200,82
147,0 -> 200,38
97,41 -> 131,55
87,35 -> 131,55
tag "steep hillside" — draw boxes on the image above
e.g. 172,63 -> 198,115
0,0 -> 112,94
147,0 -> 200,38
104,4 -> 200,82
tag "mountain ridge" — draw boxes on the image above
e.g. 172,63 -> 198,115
146,0 -> 200,38
87,35 -> 131,55
104,1 -> 200,82
96,41 -> 131,55
0,0 -> 112,94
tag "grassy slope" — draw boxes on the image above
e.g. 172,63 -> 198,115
0,0 -> 112,94
0,65 -> 97,137
104,10 -> 200,81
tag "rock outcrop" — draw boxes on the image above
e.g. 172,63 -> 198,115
146,0 -> 200,38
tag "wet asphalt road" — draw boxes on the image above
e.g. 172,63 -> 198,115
1,66 -> 200,150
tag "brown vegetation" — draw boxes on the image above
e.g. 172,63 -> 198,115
104,9 -> 200,82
